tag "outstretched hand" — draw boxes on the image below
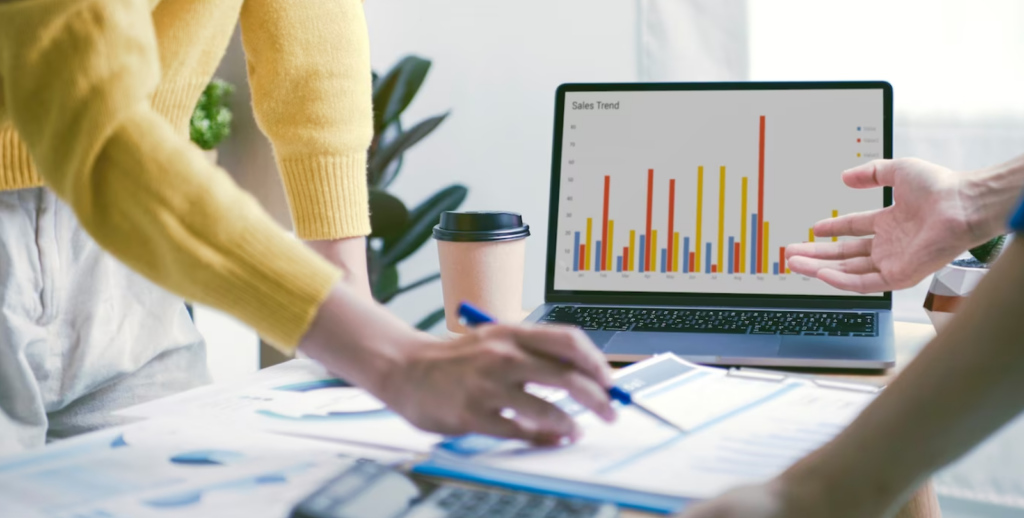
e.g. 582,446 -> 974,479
785,158 -> 984,293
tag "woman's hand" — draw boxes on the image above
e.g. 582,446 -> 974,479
379,324 -> 616,444
785,158 -> 984,293
299,283 -> 615,445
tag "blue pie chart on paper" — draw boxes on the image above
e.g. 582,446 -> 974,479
170,450 -> 245,466
274,379 -> 351,392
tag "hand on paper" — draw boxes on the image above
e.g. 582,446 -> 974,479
379,324 -> 617,445
785,158 -> 979,293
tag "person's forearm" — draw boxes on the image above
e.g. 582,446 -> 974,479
964,154 -> 1024,241
782,238 -> 1024,516
306,237 -> 373,300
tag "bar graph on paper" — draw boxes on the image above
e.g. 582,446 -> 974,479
555,89 -> 885,297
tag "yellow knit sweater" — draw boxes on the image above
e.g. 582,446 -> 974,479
0,0 -> 373,349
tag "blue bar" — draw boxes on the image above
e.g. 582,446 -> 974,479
773,262 -> 779,275
705,243 -> 712,274
639,236 -> 646,273
617,256 -> 623,272
595,241 -> 602,271
660,249 -> 667,273
682,237 -> 690,274
750,214 -> 758,275
728,236 -> 735,274
573,232 -> 580,272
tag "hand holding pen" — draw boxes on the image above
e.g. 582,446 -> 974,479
370,301 -> 617,446
462,302 -> 685,434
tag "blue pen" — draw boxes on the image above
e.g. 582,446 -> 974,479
457,302 -> 686,433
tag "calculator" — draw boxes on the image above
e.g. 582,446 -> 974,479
291,459 -> 619,518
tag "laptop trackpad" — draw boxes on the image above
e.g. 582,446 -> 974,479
603,332 -> 781,358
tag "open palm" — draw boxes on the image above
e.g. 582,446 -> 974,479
785,158 -> 982,293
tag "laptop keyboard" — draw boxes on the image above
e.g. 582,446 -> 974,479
540,306 -> 877,337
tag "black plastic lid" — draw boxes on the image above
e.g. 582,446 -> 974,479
432,211 -> 530,242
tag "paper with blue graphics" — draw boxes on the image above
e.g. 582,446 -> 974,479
117,359 -> 441,453
421,354 -> 877,507
0,419 -> 408,518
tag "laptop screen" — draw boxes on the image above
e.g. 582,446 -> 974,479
547,83 -> 892,303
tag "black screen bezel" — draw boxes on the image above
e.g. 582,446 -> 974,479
544,81 -> 894,310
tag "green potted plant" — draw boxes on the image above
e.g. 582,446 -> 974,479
924,235 -> 1008,330
190,78 -> 235,163
366,56 -> 467,331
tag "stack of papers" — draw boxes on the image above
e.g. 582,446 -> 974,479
0,419 -> 412,518
118,359 -> 441,453
418,355 -> 878,513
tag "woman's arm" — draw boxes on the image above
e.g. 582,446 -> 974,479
684,236 -> 1024,517
0,0 -> 339,348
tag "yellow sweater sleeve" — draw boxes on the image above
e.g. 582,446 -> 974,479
0,0 -> 342,350
241,0 -> 373,240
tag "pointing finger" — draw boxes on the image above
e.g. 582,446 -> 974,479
842,159 -> 898,188
814,210 -> 879,237
785,239 -> 872,261
787,256 -> 878,278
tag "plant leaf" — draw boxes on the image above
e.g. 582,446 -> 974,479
372,56 -> 431,134
368,118 -> 403,187
368,188 -> 409,241
969,235 -> 1008,264
414,308 -> 446,331
369,113 -> 449,188
382,184 -> 467,266
372,265 -> 399,303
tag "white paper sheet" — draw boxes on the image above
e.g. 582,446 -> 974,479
0,419 -> 411,518
118,360 -> 441,452
428,355 -> 876,501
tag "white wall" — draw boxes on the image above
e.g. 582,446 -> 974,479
363,0 -> 638,325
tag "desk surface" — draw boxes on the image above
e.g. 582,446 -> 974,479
617,320 -> 938,517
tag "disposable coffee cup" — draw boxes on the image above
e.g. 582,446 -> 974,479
433,211 -> 530,333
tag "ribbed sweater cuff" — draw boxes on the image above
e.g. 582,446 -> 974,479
0,127 -> 44,190
221,222 -> 342,351
279,153 -> 372,240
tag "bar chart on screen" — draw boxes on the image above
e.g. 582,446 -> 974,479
554,89 -> 885,297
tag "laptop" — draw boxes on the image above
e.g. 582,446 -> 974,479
524,81 -> 895,369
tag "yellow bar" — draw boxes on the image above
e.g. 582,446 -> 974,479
718,166 -> 726,273
832,210 -> 839,242
628,230 -> 636,271
673,232 -> 680,272
651,230 -> 659,270
740,177 -> 747,273
607,220 -> 615,270
809,228 -> 815,243
695,166 -> 703,272
786,268 -> 791,274
585,218 -> 593,270
762,221 -> 770,273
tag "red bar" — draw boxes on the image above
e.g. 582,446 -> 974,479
779,246 -> 786,274
645,169 -> 654,271
688,252 -> 695,272
712,265 -> 717,273
757,116 -> 765,273
734,242 -> 741,273
667,179 -> 676,272
601,176 -> 610,271
579,245 -> 586,271
622,246 -> 629,272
